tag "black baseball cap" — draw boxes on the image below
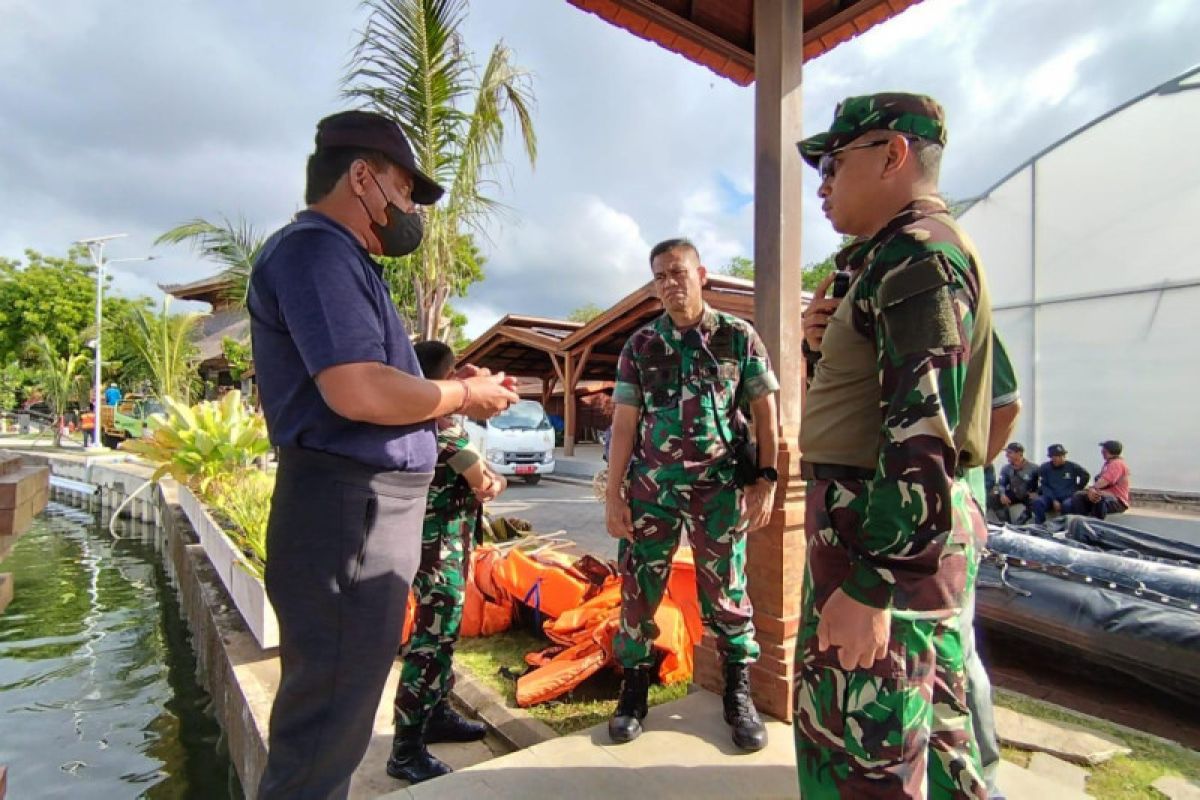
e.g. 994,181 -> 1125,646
1005,442 -> 1024,453
1099,440 -> 1123,456
315,110 -> 444,205
1047,444 -> 1067,457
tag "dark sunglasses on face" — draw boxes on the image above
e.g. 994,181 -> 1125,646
816,135 -> 922,182
817,139 -> 890,182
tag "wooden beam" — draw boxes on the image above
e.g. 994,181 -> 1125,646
548,353 -> 566,386
733,0 -> 806,725
563,352 -> 577,456
597,0 -> 753,69
754,0 -> 804,440
560,283 -> 655,350
496,325 -> 563,353
572,344 -> 595,392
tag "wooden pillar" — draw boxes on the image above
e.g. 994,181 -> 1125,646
541,376 -> 554,409
694,0 -> 806,723
563,352 -> 576,456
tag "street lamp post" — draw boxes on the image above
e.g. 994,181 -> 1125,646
75,234 -> 155,450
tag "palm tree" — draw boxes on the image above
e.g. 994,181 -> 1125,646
120,298 -> 201,403
155,216 -> 266,308
27,335 -> 88,447
344,0 -> 537,341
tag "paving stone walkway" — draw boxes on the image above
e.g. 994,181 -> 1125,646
375,691 -> 1108,799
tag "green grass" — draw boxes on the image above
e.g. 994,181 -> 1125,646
456,628 -> 688,735
994,688 -> 1200,799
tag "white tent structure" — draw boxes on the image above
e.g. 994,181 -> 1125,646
960,66 -> 1200,494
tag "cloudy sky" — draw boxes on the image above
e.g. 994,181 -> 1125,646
2,0 -> 1197,336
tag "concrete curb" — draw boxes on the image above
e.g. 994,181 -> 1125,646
542,474 -> 594,489
450,666 -> 558,751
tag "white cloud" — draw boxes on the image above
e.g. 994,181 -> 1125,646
1024,36 -> 1104,108
2,0 -> 1198,342
463,193 -> 651,325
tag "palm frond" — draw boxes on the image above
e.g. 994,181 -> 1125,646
342,0 -> 537,341
155,216 -> 266,307
343,0 -> 472,186
126,298 -> 201,402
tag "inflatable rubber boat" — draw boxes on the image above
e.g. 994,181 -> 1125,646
977,515 -> 1200,704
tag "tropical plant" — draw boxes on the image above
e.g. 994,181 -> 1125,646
344,0 -> 537,341
120,297 -> 201,402
718,237 -> 860,292
0,247 -> 151,369
206,470 -> 273,576
221,336 -> 252,383
721,256 -> 755,281
0,361 -> 33,412
123,390 -> 270,492
26,335 -> 88,447
567,303 -> 604,324
155,216 -> 266,308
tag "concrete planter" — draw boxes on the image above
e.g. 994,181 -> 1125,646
177,484 -> 279,650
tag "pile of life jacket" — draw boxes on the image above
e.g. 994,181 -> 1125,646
400,544 -> 703,707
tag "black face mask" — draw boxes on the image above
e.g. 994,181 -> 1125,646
362,173 -> 424,257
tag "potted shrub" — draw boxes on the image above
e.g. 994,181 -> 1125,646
124,391 -> 279,648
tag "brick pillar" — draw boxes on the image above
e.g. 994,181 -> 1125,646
695,0 -> 806,722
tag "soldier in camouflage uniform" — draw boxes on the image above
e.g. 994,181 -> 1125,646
387,340 -> 506,785
605,238 -> 780,751
793,94 -> 994,799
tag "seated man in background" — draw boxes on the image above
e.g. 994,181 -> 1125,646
1031,444 -> 1089,523
1065,440 -> 1131,519
990,442 -> 1038,523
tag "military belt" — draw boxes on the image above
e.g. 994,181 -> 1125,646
800,461 -> 875,481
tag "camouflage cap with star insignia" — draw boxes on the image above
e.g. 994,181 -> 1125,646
797,93 -> 947,168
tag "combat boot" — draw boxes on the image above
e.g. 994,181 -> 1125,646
607,665 -> 652,743
723,662 -> 767,752
426,699 -> 488,743
386,722 -> 452,784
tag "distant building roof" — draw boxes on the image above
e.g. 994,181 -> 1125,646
193,308 -> 250,366
456,275 -> 780,384
564,0 -> 924,87
160,273 -> 237,309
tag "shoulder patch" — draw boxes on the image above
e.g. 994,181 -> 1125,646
878,256 -> 961,356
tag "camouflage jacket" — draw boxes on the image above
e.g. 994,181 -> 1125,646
833,196 -> 992,610
613,305 -> 779,479
424,419 -> 482,532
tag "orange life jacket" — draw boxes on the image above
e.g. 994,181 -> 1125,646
492,547 -> 591,620
513,552 -> 702,706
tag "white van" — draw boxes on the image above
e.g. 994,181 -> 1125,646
463,399 -> 556,484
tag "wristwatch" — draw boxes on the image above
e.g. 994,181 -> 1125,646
757,466 -> 779,483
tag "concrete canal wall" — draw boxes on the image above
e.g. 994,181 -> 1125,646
30,453 -> 275,795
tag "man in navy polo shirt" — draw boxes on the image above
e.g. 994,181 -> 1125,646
249,110 -> 518,800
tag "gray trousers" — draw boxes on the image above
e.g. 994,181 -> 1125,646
258,447 -> 431,800
962,580 -> 1002,798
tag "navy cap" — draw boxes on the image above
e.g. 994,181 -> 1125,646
315,110 -> 444,205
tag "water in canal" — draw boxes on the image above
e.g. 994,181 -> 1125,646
0,500 -> 243,798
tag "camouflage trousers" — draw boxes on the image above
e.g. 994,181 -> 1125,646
793,477 -> 987,800
613,466 -> 758,669
393,509 -> 472,728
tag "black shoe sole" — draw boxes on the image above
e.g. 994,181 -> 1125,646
386,761 -> 453,784
607,721 -> 644,743
732,733 -> 768,752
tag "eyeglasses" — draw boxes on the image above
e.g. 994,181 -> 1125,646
818,139 -> 891,182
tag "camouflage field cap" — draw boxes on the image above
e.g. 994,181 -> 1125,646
798,93 -> 947,169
